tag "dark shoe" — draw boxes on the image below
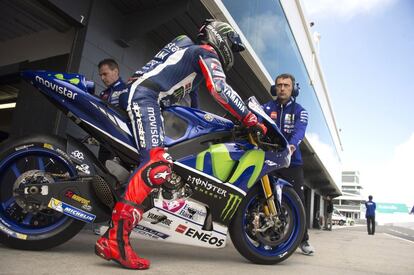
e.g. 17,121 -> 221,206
95,202 -> 150,269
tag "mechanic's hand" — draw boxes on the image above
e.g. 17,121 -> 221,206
288,144 -> 296,155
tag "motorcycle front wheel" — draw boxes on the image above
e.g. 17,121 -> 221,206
229,183 -> 306,264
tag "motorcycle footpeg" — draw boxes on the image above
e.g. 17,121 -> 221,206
91,175 -> 115,209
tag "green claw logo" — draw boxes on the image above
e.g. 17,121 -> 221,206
221,194 -> 242,221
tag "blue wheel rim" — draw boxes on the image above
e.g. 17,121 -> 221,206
242,190 -> 301,256
0,148 -> 76,235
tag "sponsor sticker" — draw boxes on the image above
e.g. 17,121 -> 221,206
187,175 -> 227,199
265,160 -> 277,166
65,190 -> 92,211
14,144 -> 34,151
146,212 -> 172,227
48,198 -> 95,223
134,225 -> 169,239
175,225 -> 225,247
0,219 -> 28,240
43,143 -> 54,150
220,194 -> 242,221
35,75 -> 78,100
178,204 -> 206,220
284,114 -> 294,124
70,150 -> 84,161
76,163 -> 90,175
162,199 -> 186,213
175,224 -> 187,233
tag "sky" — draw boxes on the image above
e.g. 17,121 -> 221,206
301,0 -> 414,206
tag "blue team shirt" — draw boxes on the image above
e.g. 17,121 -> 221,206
262,98 -> 308,166
99,77 -> 128,109
365,200 -> 376,217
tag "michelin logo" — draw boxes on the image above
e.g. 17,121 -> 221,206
48,198 -> 95,223
35,76 -> 78,100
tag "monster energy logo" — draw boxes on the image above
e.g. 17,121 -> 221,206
221,194 -> 242,221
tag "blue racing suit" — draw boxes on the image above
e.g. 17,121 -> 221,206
122,35 -> 253,153
263,98 -> 308,166
120,35 -> 257,205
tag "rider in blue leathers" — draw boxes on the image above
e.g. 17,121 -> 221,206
95,20 -> 267,270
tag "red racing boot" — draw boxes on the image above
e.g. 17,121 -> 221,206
95,201 -> 150,269
95,147 -> 172,269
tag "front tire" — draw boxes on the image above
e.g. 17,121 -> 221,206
229,184 -> 306,264
0,135 -> 85,250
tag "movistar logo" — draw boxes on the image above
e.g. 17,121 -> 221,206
35,76 -> 78,100
221,194 -> 242,221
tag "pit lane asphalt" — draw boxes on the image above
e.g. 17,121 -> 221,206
0,225 -> 413,275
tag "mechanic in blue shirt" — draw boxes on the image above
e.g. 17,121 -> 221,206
97,59 -> 128,162
262,73 -> 314,255
98,58 -> 129,109
365,195 -> 376,235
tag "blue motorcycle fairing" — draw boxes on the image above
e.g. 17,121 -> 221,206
20,71 -> 291,193
163,106 -> 234,146
246,96 -> 288,148
21,71 -> 139,156
21,71 -> 237,161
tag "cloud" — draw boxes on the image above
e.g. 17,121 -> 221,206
239,12 -> 285,56
359,133 -> 414,206
302,0 -> 398,20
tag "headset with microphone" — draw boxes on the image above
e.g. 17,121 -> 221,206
269,82 -> 300,98
268,76 -> 301,132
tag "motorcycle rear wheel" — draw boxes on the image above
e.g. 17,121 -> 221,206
0,135 -> 84,250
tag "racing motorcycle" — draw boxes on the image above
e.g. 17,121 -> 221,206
0,71 -> 305,264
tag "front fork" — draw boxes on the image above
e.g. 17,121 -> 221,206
248,133 -> 278,217
261,175 -> 278,216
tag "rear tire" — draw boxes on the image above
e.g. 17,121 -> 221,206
0,135 -> 84,250
230,184 -> 306,264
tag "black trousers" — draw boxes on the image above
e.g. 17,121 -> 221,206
367,216 -> 375,235
273,166 -> 309,242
